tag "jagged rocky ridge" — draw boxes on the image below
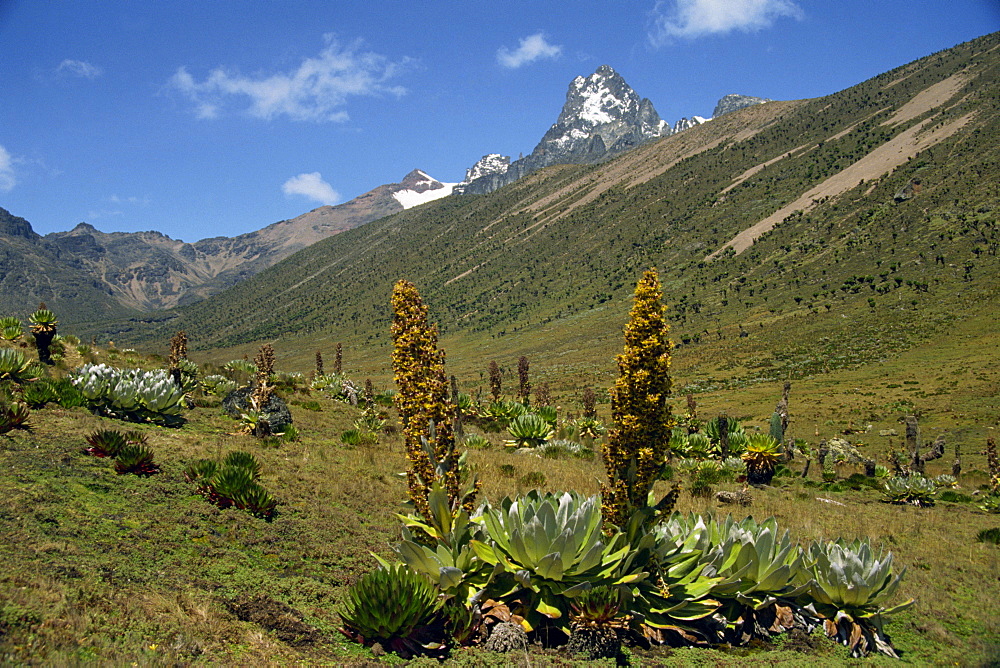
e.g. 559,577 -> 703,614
456,65 -> 767,195
0,170 -> 454,320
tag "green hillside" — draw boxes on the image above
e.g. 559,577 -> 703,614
101,33 -> 999,388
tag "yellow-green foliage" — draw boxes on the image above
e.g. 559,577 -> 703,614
390,280 -> 479,519
601,268 -> 675,530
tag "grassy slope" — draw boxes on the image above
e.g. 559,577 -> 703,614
0,370 -> 1000,665
1,337 -> 999,665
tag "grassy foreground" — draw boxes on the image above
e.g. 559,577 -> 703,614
1,345 -> 999,665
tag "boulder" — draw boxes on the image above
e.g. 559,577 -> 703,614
222,385 -> 292,433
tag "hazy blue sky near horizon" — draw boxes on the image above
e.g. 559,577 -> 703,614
1,1 -> 997,241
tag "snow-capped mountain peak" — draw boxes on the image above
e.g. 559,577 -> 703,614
461,154 -> 511,184
392,169 -> 457,209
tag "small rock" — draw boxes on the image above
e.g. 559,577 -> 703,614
716,489 -> 753,506
484,621 -> 528,653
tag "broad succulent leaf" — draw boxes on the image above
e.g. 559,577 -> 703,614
472,490 -> 628,633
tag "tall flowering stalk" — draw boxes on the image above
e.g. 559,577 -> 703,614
601,268 -> 677,531
391,280 -> 479,520
488,361 -> 502,403
517,355 -> 531,406
168,330 -> 188,387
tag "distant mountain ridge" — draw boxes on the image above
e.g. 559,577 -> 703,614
0,64 -> 790,323
0,169 -> 454,319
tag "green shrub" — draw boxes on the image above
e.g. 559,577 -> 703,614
518,471 -> 547,487
938,490 -> 973,503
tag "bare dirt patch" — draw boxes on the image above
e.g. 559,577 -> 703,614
883,71 -> 968,126
707,111 -> 976,259
227,594 -> 321,646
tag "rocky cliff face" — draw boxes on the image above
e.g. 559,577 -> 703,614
712,94 -> 771,118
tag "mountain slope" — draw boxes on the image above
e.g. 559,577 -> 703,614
100,33 -> 1000,390
0,170 -> 452,320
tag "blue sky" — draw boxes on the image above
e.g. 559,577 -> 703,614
1,1 -> 997,241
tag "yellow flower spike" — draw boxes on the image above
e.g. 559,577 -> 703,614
390,280 -> 478,525
600,268 -> 675,533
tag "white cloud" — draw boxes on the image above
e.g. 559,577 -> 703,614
108,194 -> 150,206
282,172 -> 339,205
86,208 -> 123,220
497,33 -> 563,69
169,36 -> 410,122
0,145 -> 15,192
649,0 -> 802,43
57,59 -> 104,78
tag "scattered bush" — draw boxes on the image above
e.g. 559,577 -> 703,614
518,471 -> 546,488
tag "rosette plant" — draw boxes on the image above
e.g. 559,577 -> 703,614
0,317 -> 22,342
700,517 -> 813,642
381,482 -> 495,607
28,308 -> 57,365
114,443 -> 160,476
184,451 -> 277,520
470,491 -> 638,634
339,563 -> 445,658
505,413 -> 554,449
0,348 -> 35,383
805,538 -> 912,657
618,510 -> 721,638
73,364 -> 186,425
741,433 -> 783,485
0,398 -> 30,434
882,474 -> 937,506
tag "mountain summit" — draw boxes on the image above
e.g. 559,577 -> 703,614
459,65 -> 702,194
537,65 -> 669,162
